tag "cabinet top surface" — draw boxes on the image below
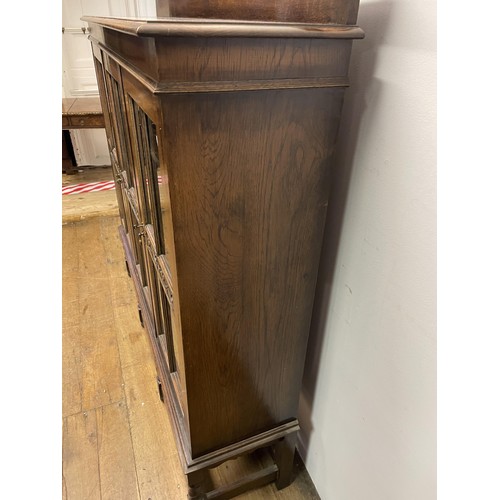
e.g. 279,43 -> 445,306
81,15 -> 364,39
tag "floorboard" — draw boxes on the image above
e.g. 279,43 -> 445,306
96,401 -> 140,500
62,410 -> 101,500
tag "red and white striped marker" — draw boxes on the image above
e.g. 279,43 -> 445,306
62,180 -> 116,195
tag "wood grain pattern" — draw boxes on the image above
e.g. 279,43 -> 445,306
207,465 -> 278,499
62,190 -> 91,417
83,16 -> 364,37
62,410 -> 100,499
85,15 -> 362,98
155,38 -> 353,84
77,219 -> 124,411
62,218 -> 124,413
62,321 -> 83,417
92,40 -> 351,96
62,216 -> 80,328
96,402 -> 140,500
159,88 -> 343,457
89,29 -> 357,90
160,0 -> 360,24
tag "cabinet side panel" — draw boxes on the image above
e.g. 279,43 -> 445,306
162,88 -> 344,457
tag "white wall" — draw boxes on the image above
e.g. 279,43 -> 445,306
298,1 -> 436,499
62,0 -> 156,166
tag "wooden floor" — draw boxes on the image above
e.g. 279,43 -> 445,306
62,166 -> 119,224
62,167 -> 320,499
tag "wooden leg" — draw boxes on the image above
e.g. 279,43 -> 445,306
274,433 -> 297,490
187,470 -> 208,500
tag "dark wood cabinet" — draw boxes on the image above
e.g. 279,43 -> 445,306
83,4 -> 363,497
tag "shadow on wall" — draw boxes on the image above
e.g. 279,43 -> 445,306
298,0 -> 393,459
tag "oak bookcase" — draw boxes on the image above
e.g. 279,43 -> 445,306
83,3 -> 363,497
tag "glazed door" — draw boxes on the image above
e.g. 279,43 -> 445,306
123,93 -> 188,415
91,44 -> 189,427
